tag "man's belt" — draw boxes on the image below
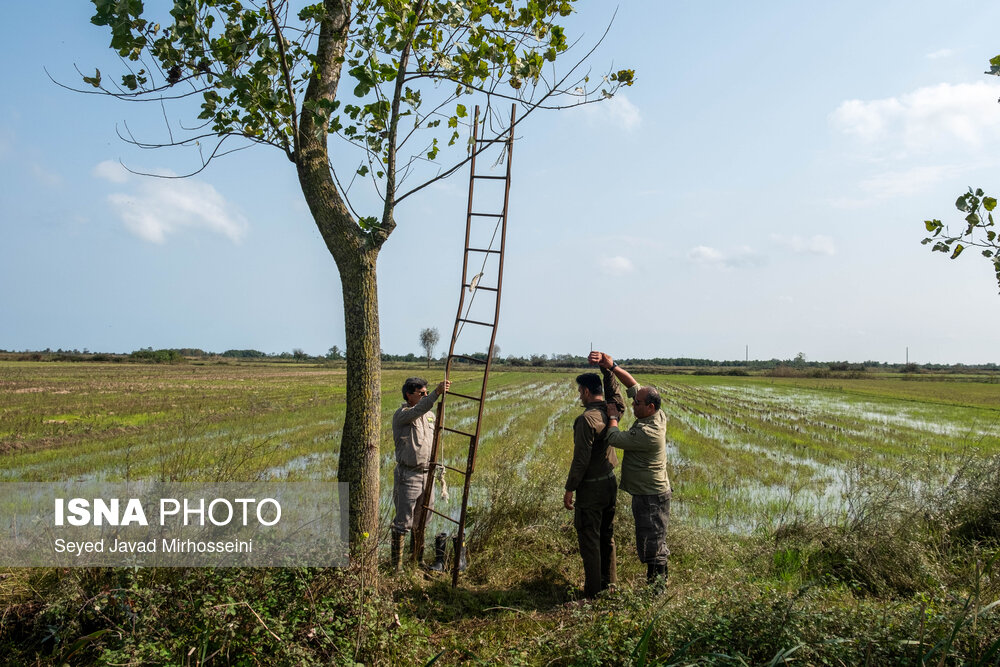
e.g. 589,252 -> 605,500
582,471 -> 615,483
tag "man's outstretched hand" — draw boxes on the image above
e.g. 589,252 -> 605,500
588,350 -> 614,370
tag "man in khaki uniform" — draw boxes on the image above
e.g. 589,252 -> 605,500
563,372 -> 618,598
390,376 -> 449,571
589,351 -> 671,584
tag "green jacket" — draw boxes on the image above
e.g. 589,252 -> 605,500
606,383 -> 671,497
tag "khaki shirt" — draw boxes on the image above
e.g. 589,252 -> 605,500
564,400 -> 618,492
391,390 -> 439,469
606,384 -> 671,497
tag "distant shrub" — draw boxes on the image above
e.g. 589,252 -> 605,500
221,349 -> 267,358
129,348 -> 184,363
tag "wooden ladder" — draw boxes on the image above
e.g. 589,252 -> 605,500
412,104 -> 515,586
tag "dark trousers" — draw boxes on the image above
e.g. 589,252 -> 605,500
631,493 -> 670,566
574,476 -> 617,598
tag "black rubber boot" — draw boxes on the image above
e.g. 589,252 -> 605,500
429,533 -> 448,571
452,536 -> 468,572
390,532 -> 404,573
647,562 -> 668,590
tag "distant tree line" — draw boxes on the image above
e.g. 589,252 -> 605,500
2,347 -> 999,372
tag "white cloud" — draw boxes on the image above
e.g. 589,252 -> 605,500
689,245 -> 723,263
31,163 -> 62,187
828,163 -> 980,208
581,93 -> 641,131
925,48 -> 954,60
599,255 -> 634,276
106,176 -> 248,244
858,164 -> 967,198
829,81 -> 1000,155
769,234 -> 836,256
688,245 -> 764,270
93,160 -> 130,184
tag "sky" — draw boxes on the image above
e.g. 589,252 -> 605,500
2,1 -> 1000,364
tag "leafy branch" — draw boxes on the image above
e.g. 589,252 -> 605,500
922,188 -> 1000,292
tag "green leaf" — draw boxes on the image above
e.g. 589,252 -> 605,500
82,68 -> 102,88
455,104 -> 467,118
924,219 -> 941,233
951,244 -> 965,259
985,197 -> 997,211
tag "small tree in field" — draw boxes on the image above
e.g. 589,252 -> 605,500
419,327 -> 439,367
74,0 -> 632,573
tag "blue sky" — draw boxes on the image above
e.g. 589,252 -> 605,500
2,1 -> 1000,364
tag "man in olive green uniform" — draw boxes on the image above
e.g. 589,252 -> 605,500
390,376 -> 449,571
563,372 -> 618,598
589,351 -> 671,584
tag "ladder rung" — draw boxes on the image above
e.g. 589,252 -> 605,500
458,318 -> 495,328
441,426 -> 476,439
467,247 -> 501,254
450,355 -> 487,366
464,283 -> 498,292
472,175 -> 507,180
423,507 -> 459,524
477,138 -> 507,145
446,390 -> 482,401
470,213 -> 503,218
434,462 -> 468,475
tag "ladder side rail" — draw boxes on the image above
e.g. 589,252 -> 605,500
413,106 -> 483,555
452,103 -> 517,586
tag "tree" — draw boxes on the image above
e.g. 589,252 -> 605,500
922,55 -> 1000,292
77,0 -> 632,571
326,345 -> 344,360
419,327 -> 439,367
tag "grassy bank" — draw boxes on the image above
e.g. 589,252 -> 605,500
1,362 -> 999,664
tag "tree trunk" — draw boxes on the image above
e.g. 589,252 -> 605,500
336,248 -> 382,571
294,156 -> 383,573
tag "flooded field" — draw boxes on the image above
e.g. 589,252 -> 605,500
2,362 -> 999,535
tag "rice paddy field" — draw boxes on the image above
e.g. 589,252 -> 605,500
3,360 -> 1000,664
3,361 -> 999,533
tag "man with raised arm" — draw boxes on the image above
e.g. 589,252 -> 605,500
563,372 -> 619,599
389,376 -> 450,572
588,351 -> 672,585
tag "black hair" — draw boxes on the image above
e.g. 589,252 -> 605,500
644,386 -> 662,410
575,372 -> 604,396
402,377 -> 428,399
